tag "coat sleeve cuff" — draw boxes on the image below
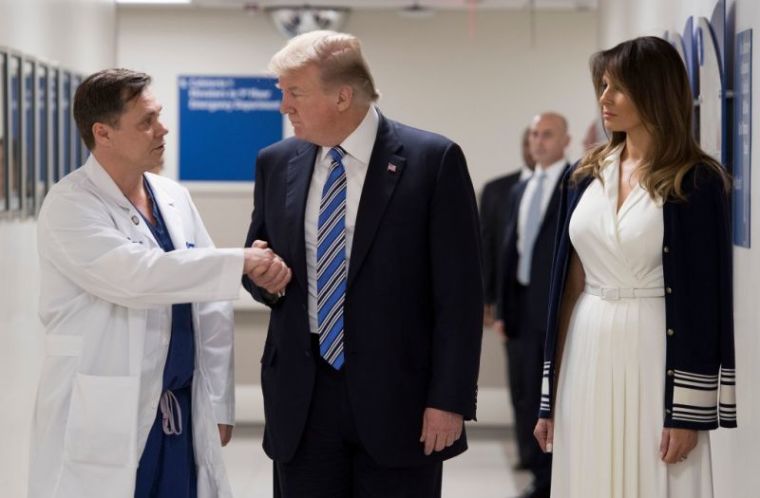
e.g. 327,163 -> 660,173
212,400 -> 235,426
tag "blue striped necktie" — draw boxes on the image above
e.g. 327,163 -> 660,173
316,146 -> 347,370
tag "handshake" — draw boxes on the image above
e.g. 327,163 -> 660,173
243,240 -> 292,295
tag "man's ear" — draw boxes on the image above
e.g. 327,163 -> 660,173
336,85 -> 354,112
92,122 -> 112,149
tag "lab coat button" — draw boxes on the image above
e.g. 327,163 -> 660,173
131,215 -> 140,225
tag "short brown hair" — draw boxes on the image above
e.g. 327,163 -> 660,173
73,68 -> 152,149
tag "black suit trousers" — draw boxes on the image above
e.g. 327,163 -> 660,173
506,288 -> 551,490
275,336 -> 443,498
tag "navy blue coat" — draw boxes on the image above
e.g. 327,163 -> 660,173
541,163 -> 736,430
243,113 -> 484,466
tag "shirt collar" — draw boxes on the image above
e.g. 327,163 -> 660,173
320,106 -> 379,165
533,158 -> 566,182
519,166 -> 534,181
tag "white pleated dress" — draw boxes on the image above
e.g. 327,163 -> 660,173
551,155 -> 714,498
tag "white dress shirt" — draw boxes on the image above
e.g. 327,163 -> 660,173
516,158 -> 566,264
519,165 -> 534,182
304,106 -> 379,334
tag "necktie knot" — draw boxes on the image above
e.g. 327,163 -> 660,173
328,146 -> 346,165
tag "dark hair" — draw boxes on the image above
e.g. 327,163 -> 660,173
574,36 -> 729,199
73,68 -> 152,150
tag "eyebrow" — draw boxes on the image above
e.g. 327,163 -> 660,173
141,106 -> 162,119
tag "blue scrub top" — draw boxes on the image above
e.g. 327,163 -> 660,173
135,177 -> 197,498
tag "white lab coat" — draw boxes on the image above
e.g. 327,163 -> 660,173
28,155 -> 244,498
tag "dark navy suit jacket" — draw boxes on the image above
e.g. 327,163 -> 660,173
497,164 -> 569,338
243,113 -> 484,466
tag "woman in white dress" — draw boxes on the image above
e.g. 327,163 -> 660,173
533,37 -> 736,498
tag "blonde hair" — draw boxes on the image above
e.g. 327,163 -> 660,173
269,30 -> 379,103
573,36 -> 729,200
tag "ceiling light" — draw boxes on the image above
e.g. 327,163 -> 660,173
267,7 -> 349,39
398,2 -> 435,19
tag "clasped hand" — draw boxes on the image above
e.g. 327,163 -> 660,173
243,240 -> 292,295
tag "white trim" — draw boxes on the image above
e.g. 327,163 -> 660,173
234,385 -> 514,427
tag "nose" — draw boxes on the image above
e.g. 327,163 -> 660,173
280,93 -> 292,115
156,119 -> 169,137
599,87 -> 611,106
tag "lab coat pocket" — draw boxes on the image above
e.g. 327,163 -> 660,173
63,373 -> 140,466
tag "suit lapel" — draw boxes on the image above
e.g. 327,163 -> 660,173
286,143 -> 318,293
505,180 -> 528,251
347,115 -> 405,288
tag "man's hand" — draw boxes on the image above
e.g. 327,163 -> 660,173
243,245 -> 274,275
660,427 -> 697,464
419,407 -> 463,456
247,240 -> 292,294
493,319 -> 507,339
534,418 -> 554,453
218,424 -> 233,447
483,304 -> 495,328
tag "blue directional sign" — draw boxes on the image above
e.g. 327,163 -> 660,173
178,75 -> 282,182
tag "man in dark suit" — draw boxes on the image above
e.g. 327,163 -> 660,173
243,30 -> 483,498
479,128 -> 535,329
479,128 -> 535,473
496,112 -> 571,498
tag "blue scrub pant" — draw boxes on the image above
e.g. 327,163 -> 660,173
135,386 -> 196,498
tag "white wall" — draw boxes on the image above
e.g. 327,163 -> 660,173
116,7 -> 599,192
116,7 -> 599,402
597,0 -> 760,496
0,0 -> 116,495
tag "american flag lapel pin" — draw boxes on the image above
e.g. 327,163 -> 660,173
387,163 -> 397,174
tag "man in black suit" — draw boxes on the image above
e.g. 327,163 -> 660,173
480,128 -> 535,328
243,30 -> 483,498
479,128 -> 534,471
496,112 -> 571,498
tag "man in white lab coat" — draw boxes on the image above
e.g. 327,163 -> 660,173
28,69 -> 291,498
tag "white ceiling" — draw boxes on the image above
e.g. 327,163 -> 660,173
133,0 -> 598,11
